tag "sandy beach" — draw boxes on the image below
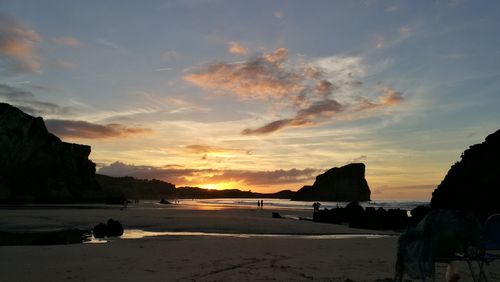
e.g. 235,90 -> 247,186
1,202 -> 499,281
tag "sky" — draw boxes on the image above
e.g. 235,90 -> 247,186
1,0 -> 499,199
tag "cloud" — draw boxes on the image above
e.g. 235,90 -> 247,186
52,60 -> 76,69
356,84 -> 404,110
98,161 -> 319,187
273,11 -> 285,20
184,48 -> 304,101
0,83 -> 72,116
0,15 -> 41,74
242,99 -> 344,135
185,49 -> 404,135
227,41 -> 248,55
45,119 -> 152,139
379,85 -> 403,105
52,36 -> 81,47
185,144 -> 250,155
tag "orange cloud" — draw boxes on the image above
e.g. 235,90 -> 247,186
185,144 -> 250,155
53,36 -> 81,47
357,84 -> 404,111
185,49 -> 404,135
45,119 -> 152,139
227,41 -> 247,55
379,86 -> 403,106
53,60 -> 76,69
184,48 -> 304,101
98,161 -> 319,187
242,99 -> 344,135
0,15 -> 41,73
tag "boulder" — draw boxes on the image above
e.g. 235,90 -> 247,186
106,219 -> 124,237
430,129 -> 500,221
0,103 -> 103,203
93,219 -> 124,238
292,163 -> 371,202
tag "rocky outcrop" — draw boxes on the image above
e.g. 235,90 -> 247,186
291,163 -> 371,202
431,129 -> 500,220
0,103 -> 102,203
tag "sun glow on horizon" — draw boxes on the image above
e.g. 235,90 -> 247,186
195,181 -> 243,190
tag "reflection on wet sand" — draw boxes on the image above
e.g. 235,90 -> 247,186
120,229 -> 392,240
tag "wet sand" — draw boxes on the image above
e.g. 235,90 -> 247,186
0,203 -> 498,281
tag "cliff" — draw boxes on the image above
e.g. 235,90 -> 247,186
96,174 -> 176,200
431,129 -> 500,219
291,163 -> 371,202
0,103 -> 102,203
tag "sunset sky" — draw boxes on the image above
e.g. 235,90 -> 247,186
1,0 -> 499,199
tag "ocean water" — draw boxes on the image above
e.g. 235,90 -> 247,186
177,198 -> 429,211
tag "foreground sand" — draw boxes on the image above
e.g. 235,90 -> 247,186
0,202 -> 499,281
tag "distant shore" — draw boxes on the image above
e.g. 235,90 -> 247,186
0,202 -> 496,281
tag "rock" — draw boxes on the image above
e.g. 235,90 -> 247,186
106,219 -> 124,237
314,201 -> 409,230
93,219 -> 124,238
159,198 -> 172,204
430,129 -> 500,221
409,205 -> 431,226
93,223 -> 107,238
272,212 -> 282,218
292,163 -> 371,202
0,103 -> 103,203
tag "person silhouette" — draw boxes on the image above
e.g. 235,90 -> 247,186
260,200 -> 264,208
257,200 -> 261,208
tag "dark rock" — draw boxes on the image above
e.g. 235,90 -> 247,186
93,223 -> 107,238
314,201 -> 409,230
0,103 -> 103,203
409,205 -> 431,226
93,219 -> 123,238
159,198 -> 172,204
0,229 -> 89,245
292,163 -> 371,202
430,129 -> 500,221
106,219 -> 124,237
272,212 -> 282,218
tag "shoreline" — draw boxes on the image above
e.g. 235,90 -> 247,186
1,203 -> 497,281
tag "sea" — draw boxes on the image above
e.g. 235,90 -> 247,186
175,198 -> 429,212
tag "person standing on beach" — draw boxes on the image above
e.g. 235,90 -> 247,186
257,200 -> 261,208
260,200 -> 264,207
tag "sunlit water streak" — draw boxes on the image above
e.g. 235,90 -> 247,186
172,198 -> 429,211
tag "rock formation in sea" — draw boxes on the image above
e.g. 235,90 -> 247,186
431,129 -> 500,220
291,163 -> 371,202
0,103 -> 102,203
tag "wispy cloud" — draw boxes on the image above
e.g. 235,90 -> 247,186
53,36 -> 81,47
0,83 -> 72,117
185,144 -> 250,155
0,15 -> 41,74
273,11 -> 285,20
98,161 -> 318,187
45,119 -> 152,139
227,41 -> 248,55
185,48 -> 404,135
52,60 -> 76,69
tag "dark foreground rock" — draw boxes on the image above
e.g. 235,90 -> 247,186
431,129 -> 500,221
0,103 -> 103,203
313,202 -> 430,230
93,218 -> 124,238
292,163 -> 371,202
0,229 -> 90,245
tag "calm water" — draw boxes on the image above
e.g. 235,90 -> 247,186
174,198 -> 429,211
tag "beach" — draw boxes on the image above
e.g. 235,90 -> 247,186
1,202 -> 498,281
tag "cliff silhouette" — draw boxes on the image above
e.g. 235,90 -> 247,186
431,129 -> 500,220
292,163 -> 371,202
0,103 -> 102,203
